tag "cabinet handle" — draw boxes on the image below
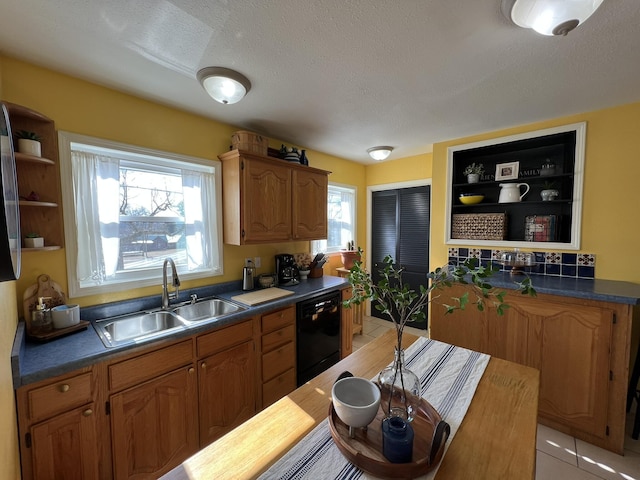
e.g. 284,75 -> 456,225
201,362 -> 207,369
83,409 -> 93,417
188,367 -> 195,374
59,384 -> 70,393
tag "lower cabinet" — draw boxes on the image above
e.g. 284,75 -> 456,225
260,306 -> 296,408
110,367 -> 199,480
30,403 -> 99,480
340,287 -> 354,358
431,284 -> 629,453
16,367 -> 100,480
197,321 -> 257,446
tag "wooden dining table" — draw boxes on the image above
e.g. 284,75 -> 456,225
163,329 -> 540,480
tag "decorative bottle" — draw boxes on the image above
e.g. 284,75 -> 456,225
382,416 -> 414,463
30,296 -> 52,335
378,347 -> 420,421
299,149 -> 309,166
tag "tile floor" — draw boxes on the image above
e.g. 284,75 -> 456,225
353,316 -> 640,480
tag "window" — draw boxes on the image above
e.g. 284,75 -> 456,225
311,183 -> 357,254
58,131 -> 223,297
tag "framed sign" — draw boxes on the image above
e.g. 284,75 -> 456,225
495,161 -> 519,181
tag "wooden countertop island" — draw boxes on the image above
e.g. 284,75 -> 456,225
163,330 -> 540,479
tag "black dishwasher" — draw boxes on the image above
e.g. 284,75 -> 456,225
296,291 -> 341,386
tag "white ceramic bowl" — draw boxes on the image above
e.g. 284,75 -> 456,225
51,304 -> 80,329
332,377 -> 381,428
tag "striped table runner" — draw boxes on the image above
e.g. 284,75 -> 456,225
259,337 -> 490,480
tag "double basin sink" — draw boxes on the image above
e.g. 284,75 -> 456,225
94,298 -> 247,348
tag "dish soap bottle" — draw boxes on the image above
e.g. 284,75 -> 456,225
30,296 -> 52,336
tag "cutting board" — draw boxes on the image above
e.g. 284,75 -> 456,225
231,287 -> 294,306
23,274 -> 67,320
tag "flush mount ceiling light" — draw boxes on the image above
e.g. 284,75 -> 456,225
197,67 -> 251,104
367,146 -> 394,161
503,0 -> 604,36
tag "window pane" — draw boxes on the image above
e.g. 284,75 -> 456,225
312,184 -> 356,254
59,131 -> 223,297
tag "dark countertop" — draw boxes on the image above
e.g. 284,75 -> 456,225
486,272 -> 640,305
11,276 -> 348,389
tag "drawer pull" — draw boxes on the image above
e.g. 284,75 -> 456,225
188,367 -> 195,374
83,409 -> 93,417
201,362 -> 207,369
59,384 -> 70,393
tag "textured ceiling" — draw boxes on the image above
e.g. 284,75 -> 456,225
0,0 -> 638,163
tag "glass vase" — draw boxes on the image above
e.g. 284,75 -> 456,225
378,347 -> 420,422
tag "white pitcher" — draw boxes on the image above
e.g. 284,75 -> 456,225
498,183 -> 530,203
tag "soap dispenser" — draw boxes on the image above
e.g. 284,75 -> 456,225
30,296 -> 53,336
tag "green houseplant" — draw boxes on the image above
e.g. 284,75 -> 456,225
345,249 -> 535,420
24,232 -> 44,248
15,130 -> 42,157
462,162 -> 484,183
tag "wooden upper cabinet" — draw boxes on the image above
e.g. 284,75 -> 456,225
292,168 -> 328,240
219,149 -> 330,245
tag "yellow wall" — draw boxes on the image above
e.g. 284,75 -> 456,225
1,56 -> 366,308
366,153 -> 432,186
431,102 -> 640,283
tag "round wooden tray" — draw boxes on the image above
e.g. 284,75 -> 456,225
328,397 -> 450,479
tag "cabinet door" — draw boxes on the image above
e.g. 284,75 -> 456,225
514,297 -> 613,437
243,158 -> 291,242
110,366 -> 198,480
292,168 -> 328,240
198,340 -> 257,447
30,404 -> 99,480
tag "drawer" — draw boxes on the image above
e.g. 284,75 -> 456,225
109,340 -> 193,392
27,372 -> 93,421
262,324 -> 295,353
262,368 -> 296,408
261,306 -> 295,334
197,320 -> 254,358
262,341 -> 295,381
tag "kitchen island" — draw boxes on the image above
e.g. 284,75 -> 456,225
162,329 -> 540,480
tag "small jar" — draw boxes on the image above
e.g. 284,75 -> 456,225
382,416 -> 414,463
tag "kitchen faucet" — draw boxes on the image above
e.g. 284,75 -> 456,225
161,257 -> 181,310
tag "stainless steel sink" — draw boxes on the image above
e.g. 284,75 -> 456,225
173,298 -> 246,322
94,311 -> 187,348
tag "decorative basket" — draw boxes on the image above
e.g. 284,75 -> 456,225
231,130 -> 269,155
451,213 -> 507,240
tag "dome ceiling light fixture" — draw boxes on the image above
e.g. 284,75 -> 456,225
503,0 -> 604,36
367,146 -> 394,161
196,67 -> 251,105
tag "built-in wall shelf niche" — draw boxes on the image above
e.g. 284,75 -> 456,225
445,122 -> 586,250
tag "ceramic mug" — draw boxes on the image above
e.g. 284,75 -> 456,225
51,304 -> 80,329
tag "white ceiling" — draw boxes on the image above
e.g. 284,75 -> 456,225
0,1 -> 638,164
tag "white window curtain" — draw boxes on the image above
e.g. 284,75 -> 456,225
181,168 -> 218,271
71,151 -> 121,285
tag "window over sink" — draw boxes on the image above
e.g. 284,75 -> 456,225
58,131 -> 223,297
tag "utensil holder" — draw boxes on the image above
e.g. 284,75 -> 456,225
309,267 -> 323,278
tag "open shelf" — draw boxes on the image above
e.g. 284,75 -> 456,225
446,123 -> 586,250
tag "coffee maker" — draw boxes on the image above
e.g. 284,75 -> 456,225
275,253 -> 300,286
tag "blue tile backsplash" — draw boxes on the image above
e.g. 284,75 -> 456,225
447,248 -> 596,279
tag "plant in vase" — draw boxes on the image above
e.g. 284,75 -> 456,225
15,130 -> 42,157
345,249 -> 535,421
540,180 -> 559,201
462,162 -> 484,184
24,232 -> 44,248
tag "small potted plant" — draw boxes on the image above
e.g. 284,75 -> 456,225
462,163 -> 484,183
15,130 -> 42,157
540,181 -> 559,201
24,232 -> 44,248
